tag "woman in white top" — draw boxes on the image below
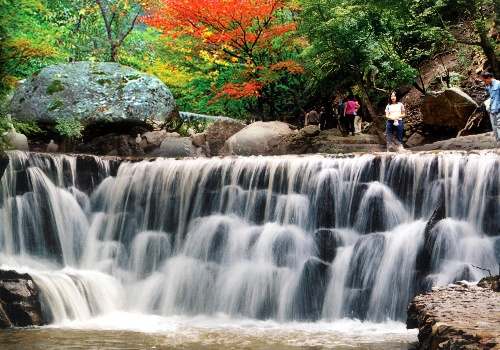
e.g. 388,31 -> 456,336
385,92 -> 405,150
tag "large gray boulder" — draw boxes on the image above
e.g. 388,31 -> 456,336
421,88 -> 478,129
10,62 -> 177,125
223,121 -> 295,156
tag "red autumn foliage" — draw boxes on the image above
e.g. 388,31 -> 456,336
143,0 -> 294,63
217,81 -> 264,99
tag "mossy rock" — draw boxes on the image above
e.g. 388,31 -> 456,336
48,99 -> 64,111
46,80 -> 64,94
9,61 -> 177,126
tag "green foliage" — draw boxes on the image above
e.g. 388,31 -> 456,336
54,117 -> 84,139
0,114 -> 43,150
12,119 -> 43,136
0,0 -> 496,123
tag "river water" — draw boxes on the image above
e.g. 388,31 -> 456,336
0,314 -> 417,349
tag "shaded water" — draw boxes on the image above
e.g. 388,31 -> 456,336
0,151 -> 498,347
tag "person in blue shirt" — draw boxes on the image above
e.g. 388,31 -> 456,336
480,71 -> 500,143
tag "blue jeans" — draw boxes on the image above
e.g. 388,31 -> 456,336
489,111 -> 500,141
386,120 -> 404,145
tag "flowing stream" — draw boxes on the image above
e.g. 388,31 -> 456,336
0,151 -> 498,349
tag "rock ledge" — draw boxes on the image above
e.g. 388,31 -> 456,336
407,276 -> 500,349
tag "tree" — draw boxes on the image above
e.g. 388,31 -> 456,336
299,0 -> 421,119
144,0 -> 306,119
95,0 -> 145,62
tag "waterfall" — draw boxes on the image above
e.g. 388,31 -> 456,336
0,151 -> 498,324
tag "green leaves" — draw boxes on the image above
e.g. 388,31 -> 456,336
54,117 -> 84,139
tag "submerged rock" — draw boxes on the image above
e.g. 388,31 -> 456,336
0,270 -> 45,328
291,258 -> 330,321
313,229 -> 343,263
10,61 -> 177,125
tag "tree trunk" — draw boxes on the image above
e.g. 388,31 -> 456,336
478,27 -> 499,76
110,43 -> 118,62
359,84 -> 386,143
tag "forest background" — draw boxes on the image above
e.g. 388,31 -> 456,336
0,0 -> 498,130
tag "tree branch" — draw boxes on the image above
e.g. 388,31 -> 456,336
117,11 -> 140,45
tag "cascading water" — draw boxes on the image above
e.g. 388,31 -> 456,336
0,150 -> 498,326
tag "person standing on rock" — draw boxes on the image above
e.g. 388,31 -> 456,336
480,72 -> 500,144
344,96 -> 359,136
385,92 -> 405,151
305,109 -> 320,127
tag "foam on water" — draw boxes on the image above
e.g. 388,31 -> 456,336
49,312 -> 417,348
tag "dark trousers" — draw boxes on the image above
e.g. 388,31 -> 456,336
345,114 -> 355,135
386,120 -> 404,144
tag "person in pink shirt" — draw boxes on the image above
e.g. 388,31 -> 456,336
343,96 -> 360,136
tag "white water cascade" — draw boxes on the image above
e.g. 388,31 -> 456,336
0,151 -> 498,325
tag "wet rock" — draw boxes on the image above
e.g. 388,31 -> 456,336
422,88 -> 478,130
407,280 -> 500,349
0,152 -> 8,179
477,275 -> 500,292
344,233 -> 385,319
313,177 -> 336,229
0,304 -> 11,328
0,270 -> 45,328
205,119 -> 245,156
10,62 -> 177,125
75,154 -> 121,193
313,229 -> 342,263
223,121 -> 295,156
207,223 -> 229,263
416,196 -> 447,279
272,231 -> 297,268
291,258 -> 330,321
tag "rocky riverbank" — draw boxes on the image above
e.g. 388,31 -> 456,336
407,276 -> 500,350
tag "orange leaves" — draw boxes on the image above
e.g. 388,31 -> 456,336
144,0 -> 292,59
217,81 -> 264,99
143,0 -> 303,102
